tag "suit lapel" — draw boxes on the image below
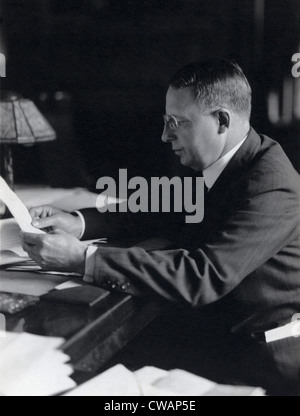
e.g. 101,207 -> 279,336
178,129 -> 263,247
205,128 -> 262,205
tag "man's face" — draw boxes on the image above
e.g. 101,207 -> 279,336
162,87 -> 226,171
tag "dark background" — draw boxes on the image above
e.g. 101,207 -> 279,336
0,0 -> 299,189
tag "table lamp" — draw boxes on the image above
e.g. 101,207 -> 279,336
0,92 -> 56,217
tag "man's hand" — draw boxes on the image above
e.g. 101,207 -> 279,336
29,205 -> 83,239
21,231 -> 88,275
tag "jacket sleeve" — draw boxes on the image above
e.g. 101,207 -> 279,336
89,179 -> 300,307
79,202 -> 184,242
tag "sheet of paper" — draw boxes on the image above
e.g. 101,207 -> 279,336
0,219 -> 28,254
0,219 -> 30,266
6,266 -> 82,278
0,332 -> 76,396
0,176 -> 44,234
0,271 -> 68,297
134,366 -> 169,386
64,365 -> 141,397
55,280 -> 83,291
86,239 -> 108,245
0,251 -> 29,266
153,369 -> 216,396
64,365 -> 266,397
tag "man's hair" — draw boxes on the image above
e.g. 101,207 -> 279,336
169,58 -> 252,119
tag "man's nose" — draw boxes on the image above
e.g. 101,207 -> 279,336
161,125 -> 176,143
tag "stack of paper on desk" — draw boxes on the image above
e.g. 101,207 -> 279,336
0,219 -> 30,266
0,332 -> 76,396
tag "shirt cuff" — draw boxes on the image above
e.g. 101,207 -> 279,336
83,246 -> 99,283
73,210 -> 86,240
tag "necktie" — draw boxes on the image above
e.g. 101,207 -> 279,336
204,183 -> 209,195
200,172 -> 209,195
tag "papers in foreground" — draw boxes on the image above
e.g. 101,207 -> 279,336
0,332 -> 76,396
0,332 -> 265,396
65,364 -> 266,397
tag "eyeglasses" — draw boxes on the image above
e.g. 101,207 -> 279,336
163,115 -> 190,131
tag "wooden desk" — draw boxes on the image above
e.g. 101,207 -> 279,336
0,186 -> 163,382
1,270 -> 162,380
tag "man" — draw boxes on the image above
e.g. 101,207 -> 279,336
22,59 -> 300,396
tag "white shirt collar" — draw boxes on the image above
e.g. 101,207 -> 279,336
203,135 -> 248,190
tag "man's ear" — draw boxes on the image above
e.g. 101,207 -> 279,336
216,110 -> 230,133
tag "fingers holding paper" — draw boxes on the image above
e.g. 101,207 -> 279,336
21,231 -> 87,275
29,205 -> 83,238
29,205 -> 62,220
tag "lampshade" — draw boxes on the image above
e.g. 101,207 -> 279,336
0,93 -> 56,144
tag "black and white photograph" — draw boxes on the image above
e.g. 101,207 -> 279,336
0,0 -> 299,399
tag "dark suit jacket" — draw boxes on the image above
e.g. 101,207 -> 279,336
80,128 -> 300,394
